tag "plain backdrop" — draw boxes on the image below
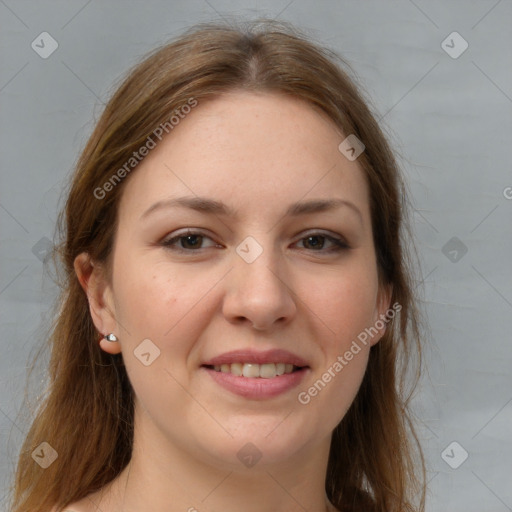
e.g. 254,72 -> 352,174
1,1 -> 511,511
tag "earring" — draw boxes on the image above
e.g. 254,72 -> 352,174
103,333 -> 118,342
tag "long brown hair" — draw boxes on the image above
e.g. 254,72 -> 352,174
9,19 -> 426,512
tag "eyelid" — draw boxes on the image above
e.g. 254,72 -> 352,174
297,228 -> 348,243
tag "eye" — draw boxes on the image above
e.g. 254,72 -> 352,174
294,232 -> 349,252
161,230 -> 218,252
160,229 -> 350,254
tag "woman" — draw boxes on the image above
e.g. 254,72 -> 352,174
10,19 -> 426,512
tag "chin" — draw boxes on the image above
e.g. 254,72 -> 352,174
193,416 -> 315,469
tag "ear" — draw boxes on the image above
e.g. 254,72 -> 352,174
74,252 -> 122,355
370,283 -> 394,347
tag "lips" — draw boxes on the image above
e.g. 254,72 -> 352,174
200,349 -> 310,399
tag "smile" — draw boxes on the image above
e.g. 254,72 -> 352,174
205,362 -> 302,378
201,349 -> 310,398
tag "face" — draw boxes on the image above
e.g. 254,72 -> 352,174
82,90 -> 391,472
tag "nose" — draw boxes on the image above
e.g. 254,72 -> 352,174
222,241 -> 297,331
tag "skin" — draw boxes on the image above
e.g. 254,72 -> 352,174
72,90 -> 391,512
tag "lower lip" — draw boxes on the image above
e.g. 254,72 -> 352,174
202,366 -> 309,399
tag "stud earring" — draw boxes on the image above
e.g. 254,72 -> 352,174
103,333 -> 118,342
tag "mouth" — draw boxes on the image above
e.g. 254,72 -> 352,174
200,349 -> 310,399
202,362 -> 305,378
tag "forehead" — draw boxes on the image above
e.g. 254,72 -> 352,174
118,91 -> 370,224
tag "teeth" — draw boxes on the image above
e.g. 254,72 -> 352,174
230,363 -> 243,376
210,362 -> 300,378
259,363 -> 276,379
242,363 -> 260,378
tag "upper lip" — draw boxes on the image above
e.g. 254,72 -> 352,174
202,349 -> 310,367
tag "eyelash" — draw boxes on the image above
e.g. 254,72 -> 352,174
160,229 -> 350,254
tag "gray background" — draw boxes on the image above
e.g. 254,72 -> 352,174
1,1 -> 511,511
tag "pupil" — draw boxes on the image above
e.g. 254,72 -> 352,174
306,236 -> 323,249
183,235 -> 201,248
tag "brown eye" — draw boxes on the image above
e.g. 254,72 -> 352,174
178,234 -> 203,249
161,230 -> 218,252
302,235 -> 326,250
296,233 -> 349,252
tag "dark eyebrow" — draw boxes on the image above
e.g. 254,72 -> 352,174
139,196 -> 363,224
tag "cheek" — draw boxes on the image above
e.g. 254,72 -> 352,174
304,262 -> 378,424
112,253 -> 192,332
111,258 -> 212,410
111,253 -> 222,368
303,261 -> 379,346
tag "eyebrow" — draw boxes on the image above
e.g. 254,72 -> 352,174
139,196 -> 363,224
